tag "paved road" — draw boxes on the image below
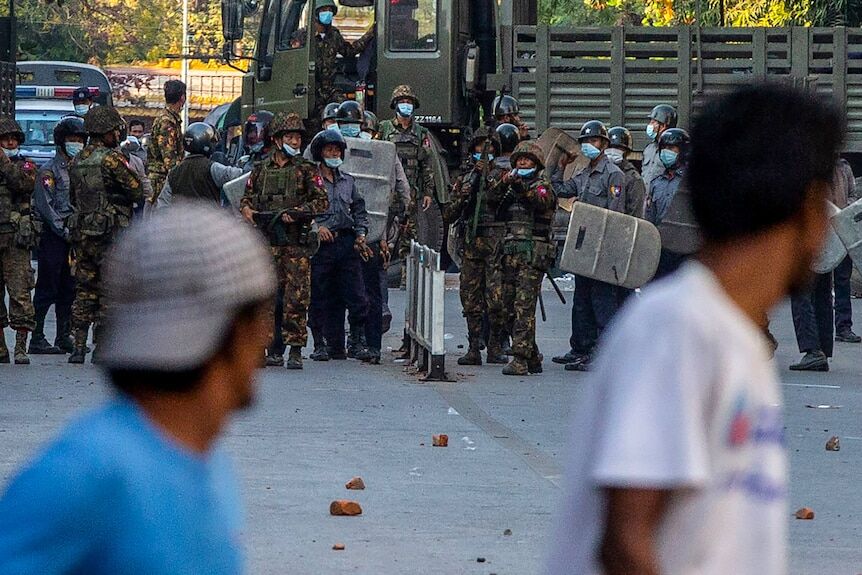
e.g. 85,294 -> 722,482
1,288 -> 861,574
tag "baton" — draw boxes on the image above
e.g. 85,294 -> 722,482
547,273 -> 567,305
538,291 -> 547,322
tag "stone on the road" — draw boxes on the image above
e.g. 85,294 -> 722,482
330,500 -> 363,516
332,543 -> 346,551
432,434 -> 449,447
826,436 -> 840,451
795,507 -> 815,520
345,477 -> 366,490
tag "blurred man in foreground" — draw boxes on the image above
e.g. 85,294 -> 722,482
547,84 -> 843,575
0,204 -> 276,574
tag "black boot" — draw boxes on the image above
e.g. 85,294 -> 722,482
68,326 -> 89,364
285,346 -> 303,369
54,306 -> 75,353
29,306 -> 63,355
348,326 -> 373,361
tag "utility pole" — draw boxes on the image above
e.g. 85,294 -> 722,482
181,0 -> 190,127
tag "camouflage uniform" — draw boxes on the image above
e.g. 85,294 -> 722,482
0,126 -> 38,362
147,107 -> 183,201
68,107 -> 143,360
443,153 -> 507,362
379,86 -> 437,260
499,143 -> 557,375
241,118 -> 328,351
314,27 -> 373,118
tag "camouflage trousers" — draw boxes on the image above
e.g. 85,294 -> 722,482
502,250 -> 544,361
269,245 -> 312,347
0,232 -> 36,331
148,173 -> 166,203
397,204 -> 419,261
71,237 -> 111,335
460,236 -> 504,346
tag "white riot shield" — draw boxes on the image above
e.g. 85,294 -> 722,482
342,139 -> 396,244
814,200 -> 848,274
834,197 -> 862,275
656,179 -> 702,255
222,172 -> 250,209
559,202 -> 661,289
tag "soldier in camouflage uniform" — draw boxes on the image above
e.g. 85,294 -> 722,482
68,107 -> 143,363
311,0 -> 374,123
379,85 -> 437,276
147,80 -> 185,203
0,118 -> 38,364
240,112 -> 329,369
443,131 -> 508,366
498,142 -> 557,376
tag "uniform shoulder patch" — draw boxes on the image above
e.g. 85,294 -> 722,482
610,184 -> 622,198
536,184 -> 549,199
40,172 -> 55,191
314,174 -> 324,188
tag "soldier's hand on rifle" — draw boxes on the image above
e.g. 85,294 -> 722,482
240,205 -> 256,224
473,159 -> 488,173
354,235 -> 373,261
318,226 -> 334,243
421,196 -> 433,211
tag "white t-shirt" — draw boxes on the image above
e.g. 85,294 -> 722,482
547,262 -> 787,575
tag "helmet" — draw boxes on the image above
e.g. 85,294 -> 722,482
244,110 -> 274,150
321,102 -> 341,122
336,100 -> 363,124
314,0 -> 338,15
649,104 -> 678,128
390,84 -> 420,109
607,126 -> 633,151
362,110 -> 378,133
468,127 -> 500,156
495,123 -> 520,154
53,116 -> 87,149
509,141 -> 544,170
492,94 -> 520,117
658,127 -> 690,151
310,129 -> 347,162
72,87 -> 92,104
183,122 -> 218,157
269,111 -> 305,138
0,117 -> 25,143
578,120 -> 609,143
83,106 -> 125,136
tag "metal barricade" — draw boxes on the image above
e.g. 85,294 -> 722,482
404,240 -> 447,381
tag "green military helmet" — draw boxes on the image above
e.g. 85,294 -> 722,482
509,141 -> 544,170
315,0 -> 338,16
269,111 -> 306,138
84,106 -> 125,136
0,117 -> 25,143
390,84 -> 420,109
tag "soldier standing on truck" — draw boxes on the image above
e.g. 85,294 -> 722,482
379,85 -> 436,284
0,118 -> 38,365
68,107 -> 142,364
241,112 -> 329,370
147,80 -> 186,203
642,104 -> 678,187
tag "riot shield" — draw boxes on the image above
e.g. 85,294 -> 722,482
222,172 -> 250,209
656,179 -> 701,255
537,128 -> 588,248
559,202 -> 661,289
814,200 -> 848,274
834,197 -> 862,275
342,138 -> 397,244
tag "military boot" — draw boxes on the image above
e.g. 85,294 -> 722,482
54,307 -> 75,354
486,331 -> 509,364
265,351 -> 284,367
348,327 -> 373,361
285,346 -> 303,370
457,344 -> 482,366
502,357 -> 529,376
14,331 -> 30,365
527,353 -> 543,374
0,329 -> 9,364
362,347 -> 381,365
310,343 -> 330,361
68,328 -> 89,364
29,306 -> 63,355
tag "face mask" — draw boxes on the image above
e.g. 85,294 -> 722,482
326,123 -> 341,133
122,136 -> 141,152
359,131 -> 373,140
580,142 -> 601,160
646,124 -> 657,141
250,141 -> 264,154
282,143 -> 298,156
605,148 -> 624,164
396,103 -> 414,118
472,152 -> 495,162
514,168 -> 536,178
340,124 -> 361,138
64,142 -> 84,158
318,10 -> 334,25
1,147 -> 18,158
324,157 -> 343,169
660,149 -> 679,169
74,104 -> 89,116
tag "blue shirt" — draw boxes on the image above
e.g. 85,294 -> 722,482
645,167 -> 685,226
315,167 -> 370,236
0,397 -> 244,575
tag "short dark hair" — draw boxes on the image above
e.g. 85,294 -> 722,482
688,84 -> 844,243
107,301 -> 262,395
164,80 -> 187,105
128,119 -> 145,131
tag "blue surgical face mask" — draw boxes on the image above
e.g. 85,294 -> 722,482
646,123 -> 657,141
64,142 -> 84,158
580,142 -> 601,160
324,157 -> 343,169
359,131 -> 373,140
250,141 -> 265,154
660,149 -> 679,169
514,167 -> 536,178
396,103 -> 414,118
472,152 -> 495,162
326,123 -> 340,133
340,124 -> 361,138
282,143 -> 298,156
1,147 -> 18,158
74,104 -> 89,116
318,10 -> 334,25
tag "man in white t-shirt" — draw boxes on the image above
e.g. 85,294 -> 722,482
547,84 -> 844,575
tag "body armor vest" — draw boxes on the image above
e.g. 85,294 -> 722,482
381,122 -> 424,192
252,160 -> 309,246
71,147 -> 115,238
0,165 -> 14,229
168,155 -> 220,204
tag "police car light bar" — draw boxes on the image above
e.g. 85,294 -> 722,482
15,86 -> 101,99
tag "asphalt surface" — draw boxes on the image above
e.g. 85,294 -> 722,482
1,287 -> 861,574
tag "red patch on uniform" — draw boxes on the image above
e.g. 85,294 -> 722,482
314,174 -> 324,188
423,136 -> 431,148
41,173 -> 55,190
23,161 -> 35,171
537,185 -> 548,199
246,175 -> 254,189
